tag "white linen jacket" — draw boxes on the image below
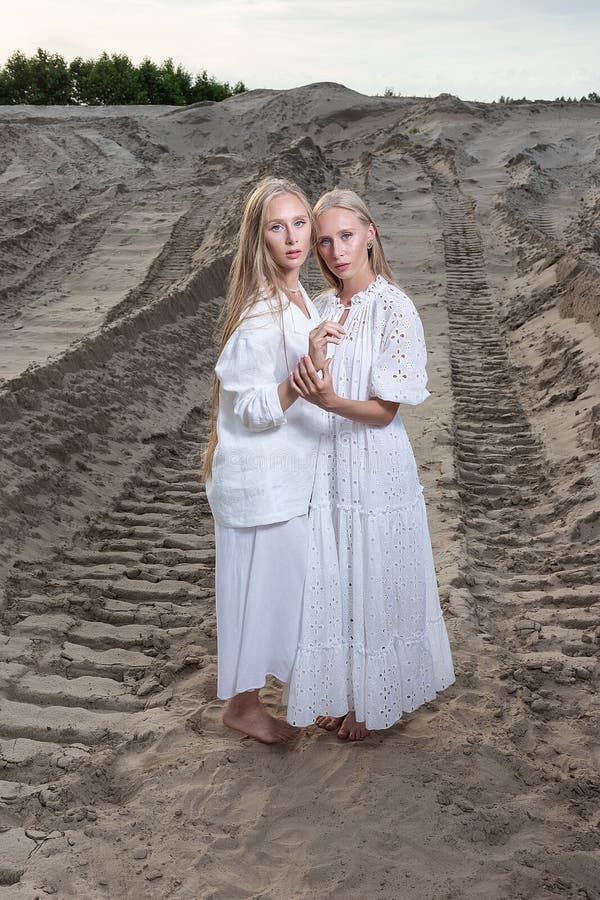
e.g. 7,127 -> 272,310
206,285 -> 327,527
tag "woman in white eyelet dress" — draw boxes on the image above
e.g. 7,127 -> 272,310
285,189 -> 456,737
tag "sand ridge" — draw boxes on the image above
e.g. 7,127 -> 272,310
0,85 -> 599,898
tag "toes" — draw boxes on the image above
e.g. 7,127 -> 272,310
338,711 -> 355,739
325,717 -> 344,731
349,725 -> 369,741
316,715 -> 345,731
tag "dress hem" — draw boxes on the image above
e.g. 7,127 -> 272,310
217,670 -> 290,702
286,615 -> 456,730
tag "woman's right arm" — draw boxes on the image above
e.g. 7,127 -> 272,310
216,327 -> 293,432
291,355 -> 398,426
280,318 -> 344,409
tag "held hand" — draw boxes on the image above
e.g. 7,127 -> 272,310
290,355 -> 338,411
308,320 -> 345,371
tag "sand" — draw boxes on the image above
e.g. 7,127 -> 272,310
0,85 -> 599,899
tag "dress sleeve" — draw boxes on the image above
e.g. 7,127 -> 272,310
370,288 -> 431,405
215,322 -> 286,432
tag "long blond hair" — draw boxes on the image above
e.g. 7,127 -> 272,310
313,188 -> 395,292
202,177 -> 315,482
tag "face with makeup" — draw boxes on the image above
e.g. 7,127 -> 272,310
263,192 -> 312,280
315,207 -> 376,285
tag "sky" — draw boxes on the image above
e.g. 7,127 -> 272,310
1,0 -> 599,102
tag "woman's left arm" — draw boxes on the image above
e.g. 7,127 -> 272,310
290,287 -> 430,426
290,356 -> 399,427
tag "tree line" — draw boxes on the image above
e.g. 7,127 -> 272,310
0,48 -> 247,105
497,93 -> 600,103
383,88 -> 600,104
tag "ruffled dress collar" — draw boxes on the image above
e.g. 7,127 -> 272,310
333,274 -> 388,308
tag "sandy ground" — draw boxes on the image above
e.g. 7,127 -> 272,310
0,85 -> 599,899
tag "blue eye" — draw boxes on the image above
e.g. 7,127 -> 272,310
318,237 -> 331,246
342,232 -> 353,240
294,219 -> 307,227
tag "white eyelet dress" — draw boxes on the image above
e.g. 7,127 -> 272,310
206,286 -> 327,700
285,276 -> 456,729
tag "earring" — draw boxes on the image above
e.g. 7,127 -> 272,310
367,239 -> 374,249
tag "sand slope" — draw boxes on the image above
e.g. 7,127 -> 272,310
0,86 -> 599,898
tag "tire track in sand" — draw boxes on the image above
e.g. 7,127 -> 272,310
417,147 -> 599,678
410,143 -> 600,880
0,407 -> 215,886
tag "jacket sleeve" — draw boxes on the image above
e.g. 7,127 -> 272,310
369,288 -> 431,405
215,324 -> 286,432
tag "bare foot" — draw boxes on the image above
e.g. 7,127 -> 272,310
337,711 -> 370,741
315,715 -> 346,732
223,692 -> 300,744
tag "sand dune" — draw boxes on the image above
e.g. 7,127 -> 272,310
0,85 -> 599,898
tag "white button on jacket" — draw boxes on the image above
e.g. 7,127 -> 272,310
206,285 -> 328,528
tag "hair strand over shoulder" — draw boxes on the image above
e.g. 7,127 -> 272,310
201,177 -> 315,481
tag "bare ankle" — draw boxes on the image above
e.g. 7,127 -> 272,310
226,689 -> 260,714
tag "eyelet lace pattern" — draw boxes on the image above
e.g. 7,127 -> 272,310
333,273 -> 388,307
286,277 -> 455,729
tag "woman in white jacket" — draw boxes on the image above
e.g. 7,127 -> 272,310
203,177 -> 343,743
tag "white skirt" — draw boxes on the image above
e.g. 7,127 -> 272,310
215,514 -> 308,700
286,489 -> 456,730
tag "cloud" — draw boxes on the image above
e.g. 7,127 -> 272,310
1,0 -> 599,100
